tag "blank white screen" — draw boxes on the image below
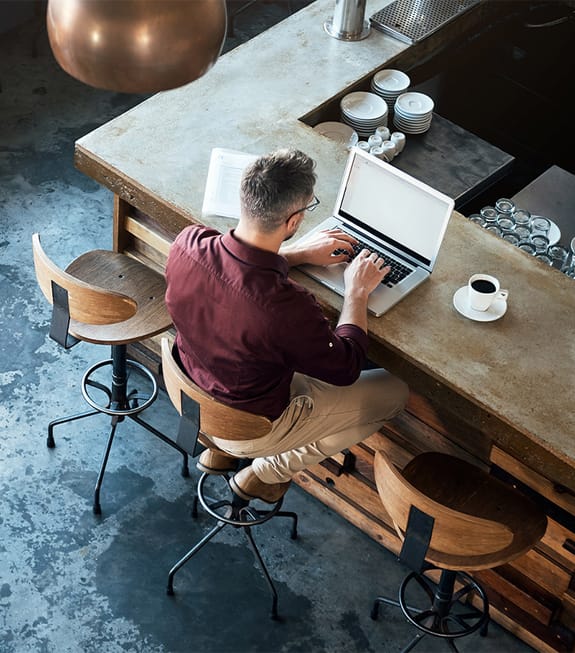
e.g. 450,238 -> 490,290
339,154 -> 451,263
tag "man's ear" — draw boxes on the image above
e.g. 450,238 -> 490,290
286,212 -> 303,237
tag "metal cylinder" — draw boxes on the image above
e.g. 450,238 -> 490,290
324,0 -> 371,41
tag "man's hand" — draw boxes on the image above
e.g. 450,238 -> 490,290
281,228 -> 358,267
339,249 -> 390,332
344,249 -> 390,297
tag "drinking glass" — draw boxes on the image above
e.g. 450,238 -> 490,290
513,209 -> 531,229
548,244 -> 569,270
514,225 -> 531,241
497,214 -> 515,231
480,206 -> 498,226
535,253 -> 553,266
518,241 -> 536,255
569,236 -> 575,267
502,231 -> 520,245
531,216 -> 551,238
468,213 -> 485,226
495,198 -> 515,215
530,234 -> 549,253
485,225 -> 502,237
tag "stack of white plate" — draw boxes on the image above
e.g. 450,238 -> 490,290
393,92 -> 434,134
313,121 -> 359,150
340,91 -> 388,139
370,69 -> 410,113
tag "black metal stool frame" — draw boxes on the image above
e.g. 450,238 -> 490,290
163,385 -> 298,620
46,283 -> 190,515
371,506 -> 489,653
166,462 -> 298,620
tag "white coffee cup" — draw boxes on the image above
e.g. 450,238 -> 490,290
368,134 -> 383,148
375,125 -> 390,141
468,274 -> 509,311
390,131 -> 406,154
381,140 -> 397,160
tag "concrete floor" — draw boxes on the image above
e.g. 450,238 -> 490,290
0,5 -> 536,653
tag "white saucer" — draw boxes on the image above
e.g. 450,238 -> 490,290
314,121 -> 359,148
452,286 -> 507,322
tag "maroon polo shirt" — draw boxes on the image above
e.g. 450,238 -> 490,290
165,224 -> 368,420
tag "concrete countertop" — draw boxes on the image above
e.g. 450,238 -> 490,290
75,0 -> 575,484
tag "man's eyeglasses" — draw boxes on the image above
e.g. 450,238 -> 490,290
287,195 -> 320,221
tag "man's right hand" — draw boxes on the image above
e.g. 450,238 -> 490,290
344,248 -> 390,297
339,249 -> 390,332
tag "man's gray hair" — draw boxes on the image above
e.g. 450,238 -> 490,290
240,149 -> 316,232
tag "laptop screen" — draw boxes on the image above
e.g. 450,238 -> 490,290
337,149 -> 453,268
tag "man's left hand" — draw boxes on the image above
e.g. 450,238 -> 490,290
281,228 -> 358,267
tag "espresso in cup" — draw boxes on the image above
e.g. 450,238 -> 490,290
471,278 -> 496,294
468,274 -> 508,312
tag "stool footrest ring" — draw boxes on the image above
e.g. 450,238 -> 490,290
81,358 -> 158,416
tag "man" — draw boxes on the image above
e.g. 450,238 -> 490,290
165,148 -> 409,503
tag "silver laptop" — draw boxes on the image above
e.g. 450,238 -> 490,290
297,148 -> 454,316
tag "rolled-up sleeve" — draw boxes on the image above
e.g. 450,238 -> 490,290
278,290 -> 368,386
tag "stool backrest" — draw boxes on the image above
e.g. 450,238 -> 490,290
161,337 -> 272,441
374,450 -> 516,568
32,233 -> 137,325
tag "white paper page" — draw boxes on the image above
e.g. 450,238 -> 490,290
202,147 -> 258,220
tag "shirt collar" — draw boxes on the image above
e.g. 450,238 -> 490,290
222,229 -> 289,277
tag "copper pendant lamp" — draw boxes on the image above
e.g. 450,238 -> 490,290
47,0 -> 227,94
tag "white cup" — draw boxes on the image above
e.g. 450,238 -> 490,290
368,134 -> 383,148
357,141 -> 370,152
375,125 -> 390,141
390,131 -> 406,153
468,274 -> 509,312
381,140 -> 397,160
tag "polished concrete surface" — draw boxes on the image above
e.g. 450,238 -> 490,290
0,6 -> 535,653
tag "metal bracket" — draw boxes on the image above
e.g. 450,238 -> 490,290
49,281 -> 79,349
178,392 -> 204,457
399,505 -> 434,573
319,448 -> 356,477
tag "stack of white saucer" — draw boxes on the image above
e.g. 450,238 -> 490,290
393,92 -> 434,134
340,91 -> 388,139
370,69 -> 410,114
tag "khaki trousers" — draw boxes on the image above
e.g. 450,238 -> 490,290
211,369 -> 409,483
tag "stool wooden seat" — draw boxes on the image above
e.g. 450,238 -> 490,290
161,337 -> 298,619
32,233 -> 190,514
371,450 -> 547,652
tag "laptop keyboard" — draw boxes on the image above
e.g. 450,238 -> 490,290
335,235 -> 413,288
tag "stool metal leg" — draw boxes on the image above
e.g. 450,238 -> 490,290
47,409 -> 100,448
166,520 -> 228,596
130,414 -> 189,477
242,524 -> 279,620
93,417 -> 119,515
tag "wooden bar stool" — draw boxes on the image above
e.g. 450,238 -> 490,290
32,233 -> 190,514
371,450 -> 548,652
160,337 -> 298,619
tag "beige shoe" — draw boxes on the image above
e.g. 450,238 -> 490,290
230,466 -> 291,504
196,449 -> 238,475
